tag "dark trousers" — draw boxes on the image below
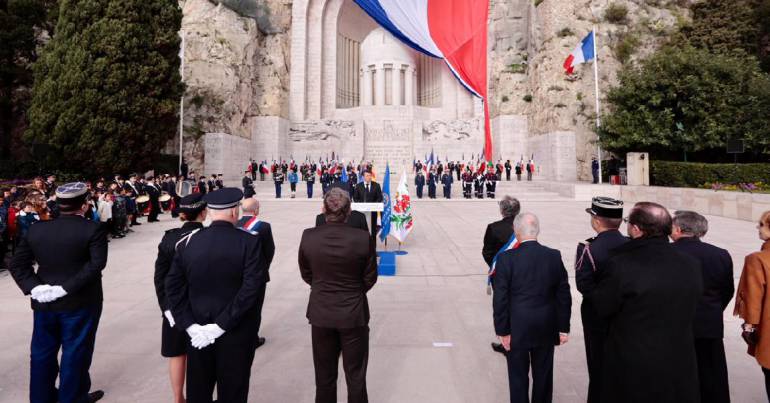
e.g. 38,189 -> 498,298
31,304 -> 102,403
583,327 -> 606,403
592,169 -> 599,184
527,172 -> 532,181
254,283 -> 267,338
260,172 -> 265,181
506,170 -> 511,180
428,185 -> 436,199
763,367 -> 770,401
416,185 -> 423,198
187,322 -> 258,403
251,171 -> 256,180
312,325 -> 369,403
274,182 -> 282,198
443,185 -> 451,199
307,182 -> 314,198
148,200 -> 160,222
695,338 -> 730,403
506,345 -> 554,403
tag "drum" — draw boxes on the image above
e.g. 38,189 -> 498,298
159,192 -> 172,211
135,195 -> 150,213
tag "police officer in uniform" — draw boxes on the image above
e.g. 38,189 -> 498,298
154,193 -> 207,403
273,168 -> 284,198
9,182 -> 107,403
574,197 -> 627,403
461,168 -> 473,199
414,170 -> 426,199
165,188 -> 267,403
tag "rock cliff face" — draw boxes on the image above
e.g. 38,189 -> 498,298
180,0 -> 689,180
527,0 -> 689,180
178,0 -> 291,174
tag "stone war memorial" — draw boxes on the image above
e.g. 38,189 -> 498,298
2,0 -> 770,402
184,0 -> 576,181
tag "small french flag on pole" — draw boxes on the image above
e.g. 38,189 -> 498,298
563,31 -> 596,75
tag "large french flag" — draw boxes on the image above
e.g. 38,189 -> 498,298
353,0 -> 492,161
564,31 -> 596,75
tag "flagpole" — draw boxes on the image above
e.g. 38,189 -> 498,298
593,26 -> 603,185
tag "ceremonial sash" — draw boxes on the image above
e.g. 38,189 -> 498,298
242,216 -> 261,235
487,233 -> 519,293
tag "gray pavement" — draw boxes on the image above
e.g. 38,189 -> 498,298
0,197 -> 767,402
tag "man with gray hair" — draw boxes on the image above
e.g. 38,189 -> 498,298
236,198 -> 275,349
483,195 -> 521,354
672,210 -> 734,403
493,212 -> 571,403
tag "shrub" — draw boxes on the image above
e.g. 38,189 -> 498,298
614,33 -> 640,63
605,3 -> 629,24
501,95 -> 509,102
523,94 -> 533,102
650,161 -> 770,187
557,27 -> 575,37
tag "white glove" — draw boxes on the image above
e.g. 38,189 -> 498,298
201,324 -> 225,341
164,310 -> 175,328
186,324 -> 214,350
30,285 -> 52,301
41,286 -> 67,303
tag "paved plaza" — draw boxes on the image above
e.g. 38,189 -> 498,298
0,187 -> 767,402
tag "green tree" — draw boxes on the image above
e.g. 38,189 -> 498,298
678,0 -> 770,71
0,0 -> 57,160
599,46 -> 770,156
27,0 -> 183,173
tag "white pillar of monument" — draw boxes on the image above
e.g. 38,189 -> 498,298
392,65 -> 402,106
362,67 -> 372,106
375,63 -> 385,106
404,66 -> 414,106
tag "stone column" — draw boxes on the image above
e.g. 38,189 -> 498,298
392,65 -> 402,106
362,67 -> 372,106
404,66 -> 414,106
375,63 -> 385,106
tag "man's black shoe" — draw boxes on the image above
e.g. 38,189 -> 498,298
255,337 -> 266,349
88,390 -> 105,402
491,342 -> 507,355
131,222 -> 141,226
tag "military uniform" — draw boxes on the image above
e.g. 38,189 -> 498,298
154,193 -> 207,358
462,171 -> 473,199
273,170 -> 284,198
574,197 -> 627,403
9,182 -> 108,403
165,188 -> 267,403
441,172 -> 453,199
415,172 -> 425,199
427,171 -> 438,199
485,171 -> 497,199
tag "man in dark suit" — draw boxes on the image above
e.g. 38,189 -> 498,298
9,182 -> 107,403
671,210 -> 733,403
483,196 -> 520,354
353,170 -> 383,238
493,212 -> 571,403
299,188 -> 378,403
165,188 -> 267,403
574,197 -> 628,403
235,198 -> 275,349
590,202 -> 703,403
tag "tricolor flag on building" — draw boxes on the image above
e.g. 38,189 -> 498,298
563,30 -> 596,75
353,0 -> 493,161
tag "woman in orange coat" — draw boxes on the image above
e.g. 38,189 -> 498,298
735,210 -> 770,398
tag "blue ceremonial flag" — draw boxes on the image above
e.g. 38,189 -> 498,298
379,163 -> 391,243
341,167 -> 349,183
